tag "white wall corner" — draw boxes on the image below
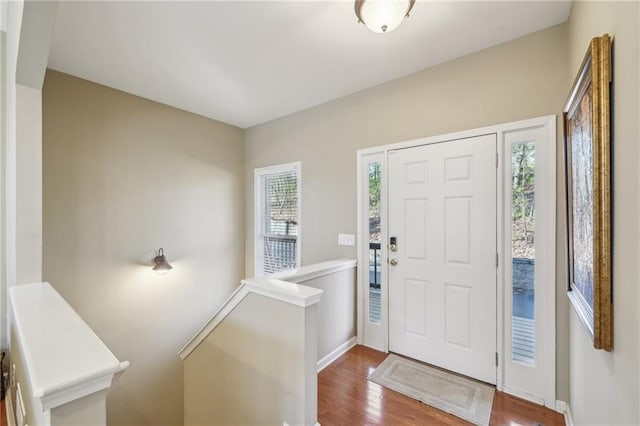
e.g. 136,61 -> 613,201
556,400 -> 574,426
15,0 -> 58,89
0,0 -> 8,32
15,84 -> 42,285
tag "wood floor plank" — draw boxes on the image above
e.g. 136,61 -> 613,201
319,345 -> 565,426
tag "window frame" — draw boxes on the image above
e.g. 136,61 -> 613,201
254,161 -> 302,276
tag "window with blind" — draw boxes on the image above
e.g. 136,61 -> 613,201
254,162 -> 301,276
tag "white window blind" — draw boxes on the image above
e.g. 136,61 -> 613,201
255,163 -> 301,276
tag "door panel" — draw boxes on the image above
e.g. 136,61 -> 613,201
405,279 -> 428,335
388,134 -> 497,384
405,199 -> 428,259
445,284 -> 471,347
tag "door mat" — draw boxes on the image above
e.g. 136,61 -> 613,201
368,354 -> 495,425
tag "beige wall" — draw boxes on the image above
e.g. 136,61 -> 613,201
304,268 -> 356,362
245,24 -> 571,399
184,293 -> 317,426
274,265 -> 357,363
42,70 -> 245,425
566,2 -> 639,424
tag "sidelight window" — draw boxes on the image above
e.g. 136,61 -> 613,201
368,162 -> 382,324
511,142 -> 536,365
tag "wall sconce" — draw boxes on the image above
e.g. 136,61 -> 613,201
152,248 -> 173,274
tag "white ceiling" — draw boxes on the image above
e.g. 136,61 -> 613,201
48,1 -> 572,129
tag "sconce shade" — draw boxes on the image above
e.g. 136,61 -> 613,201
355,0 -> 415,34
153,248 -> 173,274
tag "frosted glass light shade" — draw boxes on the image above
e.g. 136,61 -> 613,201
355,0 -> 415,33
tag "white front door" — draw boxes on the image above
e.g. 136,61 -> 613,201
388,134 -> 497,384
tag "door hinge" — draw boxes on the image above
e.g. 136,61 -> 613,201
496,152 -> 499,168
495,352 -> 499,367
496,253 -> 499,267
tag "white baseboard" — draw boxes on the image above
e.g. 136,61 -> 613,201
7,390 -> 16,426
317,337 -> 357,372
556,400 -> 574,426
502,385 -> 544,406
565,403 -> 575,426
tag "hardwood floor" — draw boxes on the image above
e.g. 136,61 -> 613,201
318,345 -> 565,426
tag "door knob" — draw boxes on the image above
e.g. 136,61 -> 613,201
390,259 -> 398,266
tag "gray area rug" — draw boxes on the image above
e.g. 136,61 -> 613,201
368,354 -> 495,426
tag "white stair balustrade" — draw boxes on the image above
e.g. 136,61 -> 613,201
180,259 -> 357,426
180,277 -> 323,426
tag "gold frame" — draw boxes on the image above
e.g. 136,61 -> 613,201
563,34 -> 612,351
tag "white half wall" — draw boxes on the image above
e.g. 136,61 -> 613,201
310,267 -> 356,363
183,292 -> 318,426
271,259 -> 357,366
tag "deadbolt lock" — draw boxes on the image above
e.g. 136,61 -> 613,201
390,236 -> 397,252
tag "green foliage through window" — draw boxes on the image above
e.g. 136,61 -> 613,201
511,143 -> 535,259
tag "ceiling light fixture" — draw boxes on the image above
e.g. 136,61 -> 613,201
355,0 -> 416,34
152,248 -> 173,274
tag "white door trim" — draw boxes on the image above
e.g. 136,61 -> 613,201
499,117 -> 556,409
356,115 -> 556,407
